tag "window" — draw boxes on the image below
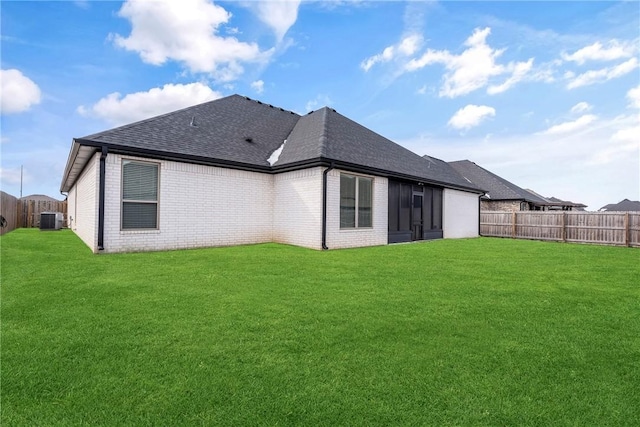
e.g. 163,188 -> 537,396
340,174 -> 373,228
122,160 -> 159,229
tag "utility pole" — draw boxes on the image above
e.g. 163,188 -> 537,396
20,165 -> 23,198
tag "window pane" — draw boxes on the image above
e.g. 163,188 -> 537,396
358,177 -> 372,227
123,202 -> 157,229
340,174 -> 356,228
123,161 -> 158,201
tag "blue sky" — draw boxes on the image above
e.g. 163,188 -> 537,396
1,0 -> 638,210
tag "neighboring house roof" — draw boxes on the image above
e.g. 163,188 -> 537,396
599,199 -> 640,211
523,190 -> 586,209
546,196 -> 587,209
448,160 -> 548,204
20,194 -> 62,202
61,95 -> 482,194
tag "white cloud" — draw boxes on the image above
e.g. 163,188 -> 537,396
251,80 -> 264,94
593,115 -> 639,165
0,69 -> 42,114
305,94 -> 332,112
398,113 -> 639,211
74,0 -> 90,9
541,114 -> 597,135
487,58 -> 534,95
249,1 -> 301,42
570,102 -> 592,114
566,58 -> 639,89
562,40 -> 637,64
0,166 -> 29,186
405,27 -> 533,98
611,124 -> 640,144
448,104 -> 496,130
77,82 -> 222,126
627,85 -> 640,109
111,0 -> 272,81
361,34 -> 423,72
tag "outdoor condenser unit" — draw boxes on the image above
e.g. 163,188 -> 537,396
40,212 -> 64,231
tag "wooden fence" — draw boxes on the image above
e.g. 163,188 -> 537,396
0,191 -> 19,235
481,211 -> 640,247
17,199 -> 68,228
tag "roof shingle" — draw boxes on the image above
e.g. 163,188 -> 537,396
62,95 -> 482,193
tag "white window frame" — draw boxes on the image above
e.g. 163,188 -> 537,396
121,159 -> 160,231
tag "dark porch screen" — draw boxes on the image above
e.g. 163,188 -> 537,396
432,188 -> 443,230
388,180 -> 443,237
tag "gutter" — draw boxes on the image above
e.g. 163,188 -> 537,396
68,140 -> 484,194
97,146 -> 108,251
321,162 -> 335,250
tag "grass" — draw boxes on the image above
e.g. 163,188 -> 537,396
1,229 -> 639,426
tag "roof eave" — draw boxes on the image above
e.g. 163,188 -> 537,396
60,140 -> 98,193
61,140 -> 485,195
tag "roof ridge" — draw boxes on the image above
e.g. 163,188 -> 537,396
318,108 -> 330,158
240,94 -> 300,116
79,94 -> 301,141
79,94 -> 241,140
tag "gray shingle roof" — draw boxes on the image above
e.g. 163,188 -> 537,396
449,160 -> 548,203
79,95 -> 300,167
599,199 -> 640,211
62,95 -> 482,193
545,196 -> 586,209
278,107 -> 478,189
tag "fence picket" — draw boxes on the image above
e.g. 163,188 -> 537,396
480,211 -> 640,247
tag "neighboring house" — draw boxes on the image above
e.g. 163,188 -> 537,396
543,196 -> 586,211
449,160 -> 584,212
523,190 -> 586,211
599,199 -> 640,212
61,95 -> 483,254
20,194 -> 63,202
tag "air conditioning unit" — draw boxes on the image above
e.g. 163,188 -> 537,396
40,212 -> 64,231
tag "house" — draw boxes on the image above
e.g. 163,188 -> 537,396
599,199 -> 640,212
542,196 -> 586,211
60,95 -> 483,253
20,194 -> 64,202
522,190 -> 586,211
448,160 -> 584,212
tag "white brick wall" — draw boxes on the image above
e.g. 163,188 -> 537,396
102,154 -> 275,253
71,154 -> 481,253
325,169 -> 388,249
68,152 -> 99,252
443,188 -> 479,238
273,167 -> 323,249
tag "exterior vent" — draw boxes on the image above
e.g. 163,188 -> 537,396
40,212 -> 64,231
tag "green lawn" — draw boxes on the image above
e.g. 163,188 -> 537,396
2,229 -> 639,426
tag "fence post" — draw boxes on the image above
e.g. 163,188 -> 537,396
512,211 -> 517,238
562,212 -> 567,242
625,212 -> 630,247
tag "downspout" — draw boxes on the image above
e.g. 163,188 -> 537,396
478,193 -> 484,237
97,146 -> 108,251
321,162 -> 335,250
